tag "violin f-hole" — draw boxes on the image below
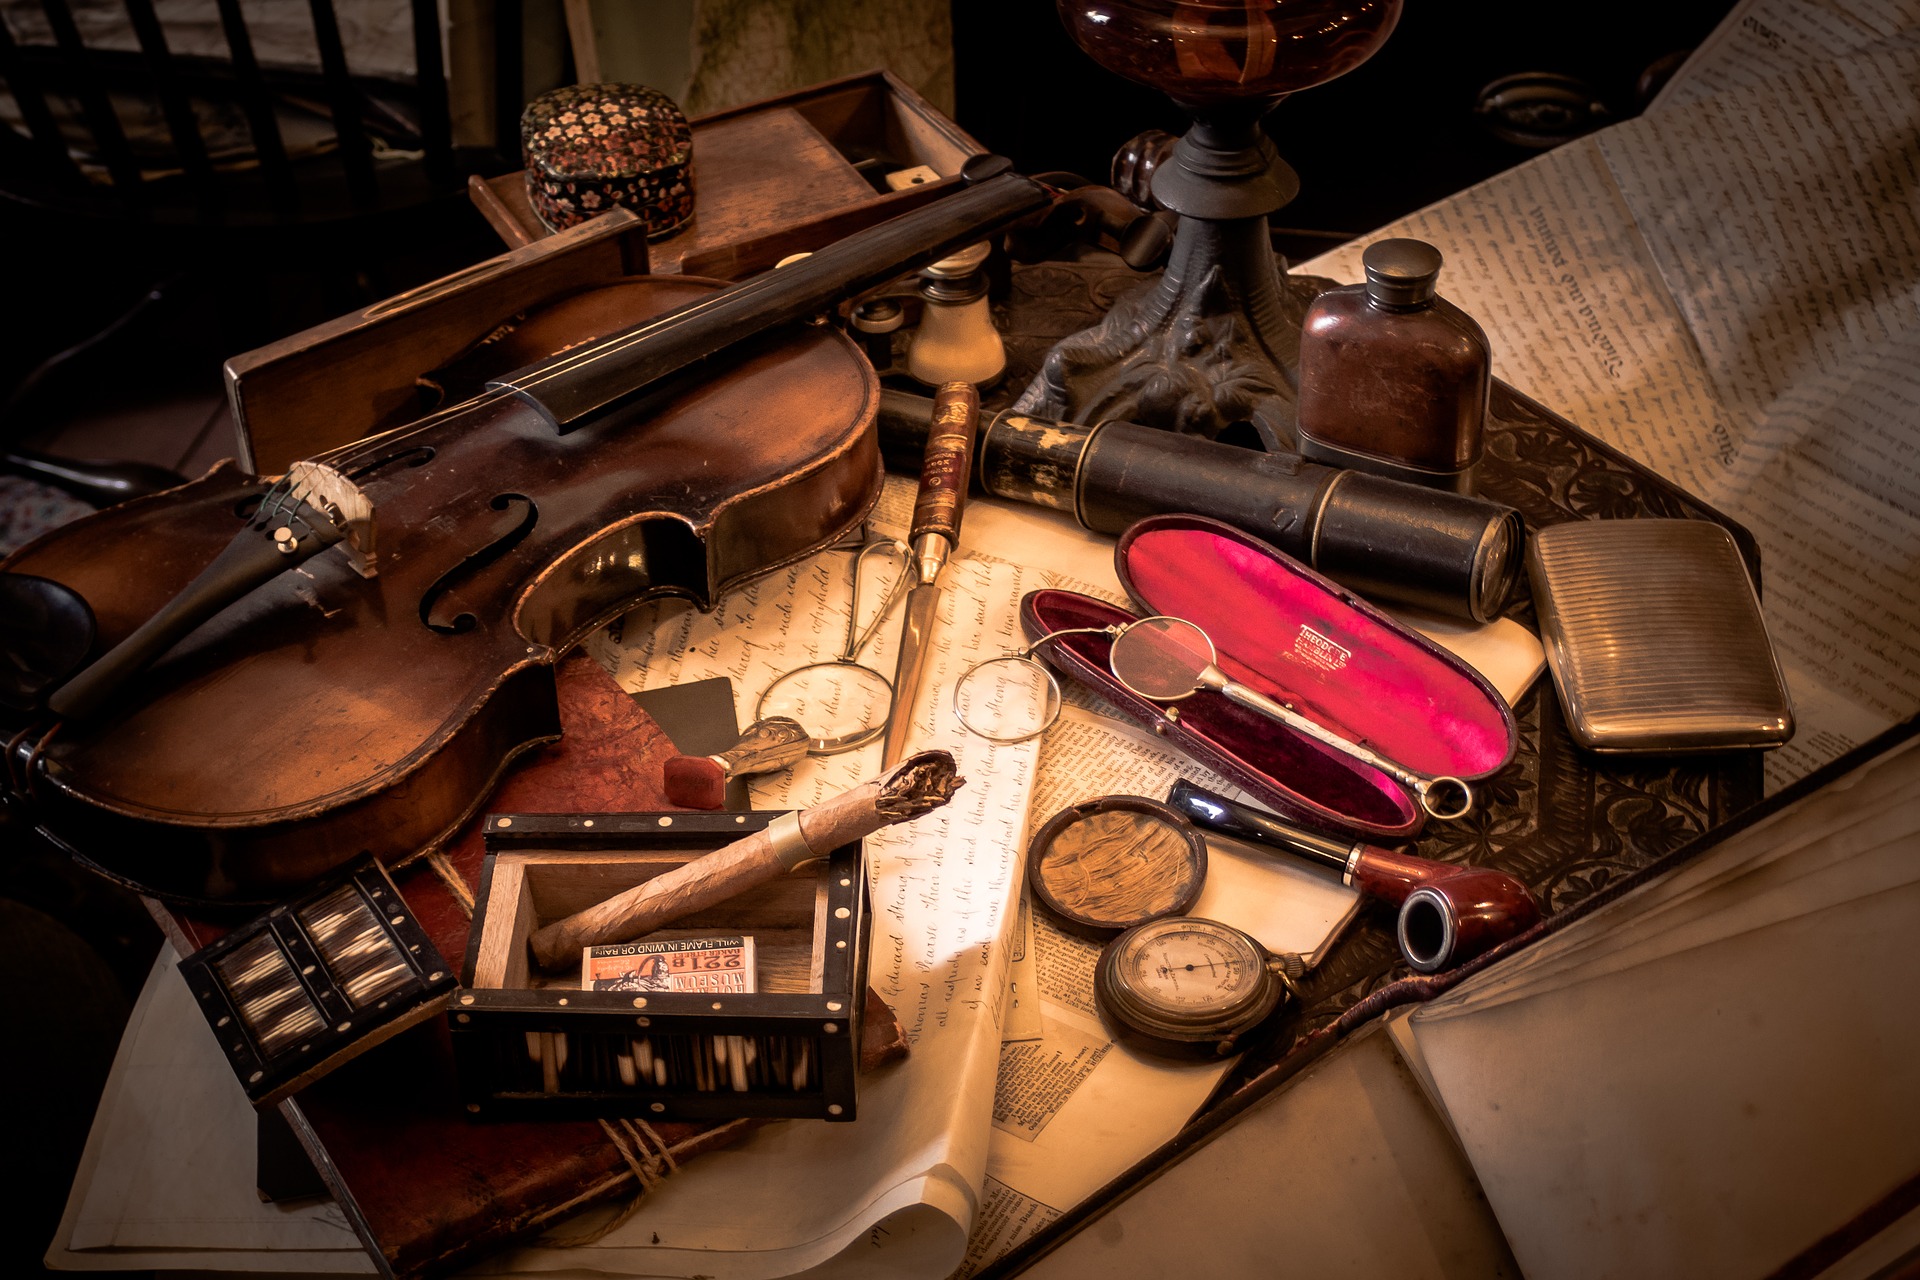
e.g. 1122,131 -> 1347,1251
419,494 -> 539,634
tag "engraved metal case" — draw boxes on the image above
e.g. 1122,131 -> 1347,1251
1527,519 -> 1793,753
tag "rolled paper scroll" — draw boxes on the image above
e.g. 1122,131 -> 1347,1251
528,750 -> 963,971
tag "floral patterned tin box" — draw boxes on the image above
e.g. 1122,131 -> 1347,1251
521,83 -> 694,237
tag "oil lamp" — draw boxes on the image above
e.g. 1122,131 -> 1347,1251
1017,0 -> 1402,449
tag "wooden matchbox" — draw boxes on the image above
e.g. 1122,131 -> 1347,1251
453,810 -> 868,1122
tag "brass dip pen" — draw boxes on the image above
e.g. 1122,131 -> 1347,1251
881,380 -> 980,766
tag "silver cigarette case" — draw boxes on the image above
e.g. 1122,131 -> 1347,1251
1527,519 -> 1793,753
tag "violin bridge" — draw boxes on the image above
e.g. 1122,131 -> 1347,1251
286,461 -> 378,577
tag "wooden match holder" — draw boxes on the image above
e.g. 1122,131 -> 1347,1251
455,810 -> 868,1122
178,859 -> 459,1108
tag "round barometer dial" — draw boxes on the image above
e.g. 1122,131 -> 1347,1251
1094,916 -> 1289,1058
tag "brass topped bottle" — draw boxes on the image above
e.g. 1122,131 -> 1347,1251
1295,238 -> 1490,492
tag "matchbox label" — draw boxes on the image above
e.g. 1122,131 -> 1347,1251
1293,625 -> 1351,672
583,935 -> 756,994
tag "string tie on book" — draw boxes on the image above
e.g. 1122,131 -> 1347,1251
629,1118 -> 682,1174
424,849 -> 476,917
541,1118 -> 681,1247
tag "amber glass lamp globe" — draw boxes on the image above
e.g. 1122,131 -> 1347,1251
1058,0 -> 1402,110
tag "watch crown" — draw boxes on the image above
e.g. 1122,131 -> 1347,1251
1270,951 -> 1306,983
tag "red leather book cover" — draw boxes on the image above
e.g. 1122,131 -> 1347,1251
163,656 -> 755,1278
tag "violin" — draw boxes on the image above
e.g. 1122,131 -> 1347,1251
1,163 -> 1050,902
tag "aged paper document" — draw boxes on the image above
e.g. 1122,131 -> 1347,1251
1650,0 -> 1920,110
956,708 -> 1363,1277
1300,28 -> 1920,789
535,485 -> 1051,1279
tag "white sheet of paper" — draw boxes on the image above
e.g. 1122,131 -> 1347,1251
1414,882 -> 1920,1280
48,952 -> 372,1273
1445,736 -> 1919,1007
1403,735 -> 1920,1280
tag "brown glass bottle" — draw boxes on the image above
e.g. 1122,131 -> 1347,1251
1295,238 -> 1490,493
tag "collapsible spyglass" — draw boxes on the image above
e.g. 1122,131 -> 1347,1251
954,615 -> 1472,818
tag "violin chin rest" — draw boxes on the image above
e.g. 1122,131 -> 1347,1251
0,572 -> 96,715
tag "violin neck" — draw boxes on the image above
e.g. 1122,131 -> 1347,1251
490,170 -> 1051,432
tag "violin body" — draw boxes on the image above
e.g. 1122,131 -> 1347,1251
6,277 -> 881,900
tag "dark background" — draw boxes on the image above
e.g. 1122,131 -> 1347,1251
0,2 -> 1734,1275
959,0 -> 1735,250
1,0 -> 1739,416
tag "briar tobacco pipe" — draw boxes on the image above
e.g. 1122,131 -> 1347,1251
1166,780 -> 1540,972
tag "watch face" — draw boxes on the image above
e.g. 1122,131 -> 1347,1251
1096,917 -> 1284,1056
1115,920 -> 1262,1015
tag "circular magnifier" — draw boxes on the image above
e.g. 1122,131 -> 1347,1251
756,661 -> 895,755
1027,795 -> 1207,937
1109,616 -> 1218,702
951,652 -> 1061,744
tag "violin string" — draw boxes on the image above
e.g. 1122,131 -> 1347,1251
294,180 -> 1026,480
510,178 -> 1028,393
286,276 -> 776,484
501,270 -> 791,393
300,267 -> 819,487
307,384 -> 524,471
502,212 -> 970,396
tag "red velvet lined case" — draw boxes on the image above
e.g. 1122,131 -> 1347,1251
1021,515 -> 1517,838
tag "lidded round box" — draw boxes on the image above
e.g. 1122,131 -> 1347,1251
520,83 -> 693,237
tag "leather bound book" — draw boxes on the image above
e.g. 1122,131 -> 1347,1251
158,654 -> 900,1279
286,651 -> 747,1278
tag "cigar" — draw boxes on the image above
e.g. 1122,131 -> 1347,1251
662,716 -> 812,809
528,749 -> 964,970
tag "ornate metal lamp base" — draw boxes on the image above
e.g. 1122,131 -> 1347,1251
1013,212 -> 1307,450
1012,116 -> 1310,451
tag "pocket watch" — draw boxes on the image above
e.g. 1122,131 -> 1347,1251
1093,916 -> 1302,1059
